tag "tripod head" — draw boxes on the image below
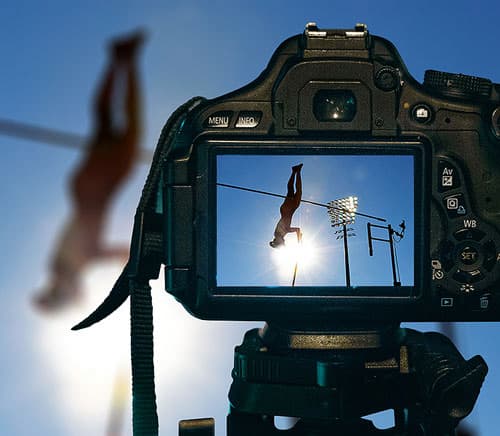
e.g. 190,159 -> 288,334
180,324 -> 487,436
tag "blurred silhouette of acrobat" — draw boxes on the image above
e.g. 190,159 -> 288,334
34,31 -> 146,310
269,164 -> 303,248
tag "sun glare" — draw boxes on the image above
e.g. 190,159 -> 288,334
271,230 -> 318,283
33,260 -> 207,435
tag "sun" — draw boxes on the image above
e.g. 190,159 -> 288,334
32,260 -> 211,435
271,230 -> 318,284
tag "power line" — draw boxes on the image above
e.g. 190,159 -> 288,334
1,117 -> 386,223
217,182 -> 386,222
0,118 -> 154,162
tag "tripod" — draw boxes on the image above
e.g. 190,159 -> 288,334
179,323 -> 487,436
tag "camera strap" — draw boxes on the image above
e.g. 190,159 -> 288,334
73,96 -> 207,436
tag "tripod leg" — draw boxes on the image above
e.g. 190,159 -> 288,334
179,418 -> 215,436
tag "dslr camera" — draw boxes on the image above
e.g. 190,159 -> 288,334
75,23 -> 498,436
164,22 -> 500,324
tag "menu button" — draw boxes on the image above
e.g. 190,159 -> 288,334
204,111 -> 233,128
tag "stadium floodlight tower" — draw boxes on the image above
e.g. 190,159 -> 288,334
327,196 -> 358,287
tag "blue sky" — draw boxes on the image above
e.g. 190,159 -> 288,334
1,1 -> 500,435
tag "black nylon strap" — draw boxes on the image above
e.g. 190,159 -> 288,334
130,279 -> 158,436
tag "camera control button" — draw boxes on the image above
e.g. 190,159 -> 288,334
482,240 -> 497,271
442,194 -> 467,218
235,111 -> 262,128
438,240 -> 455,271
204,111 -> 233,128
478,294 -> 492,310
424,70 -> 492,99
453,270 -> 469,284
492,107 -> 500,139
456,241 -> 483,271
375,67 -> 400,91
440,297 -> 454,308
438,161 -> 461,192
453,269 -> 484,285
411,103 -> 433,124
453,228 -> 485,242
458,246 -> 480,266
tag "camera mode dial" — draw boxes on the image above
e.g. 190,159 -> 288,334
424,70 -> 492,99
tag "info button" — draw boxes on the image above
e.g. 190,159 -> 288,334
235,111 -> 262,128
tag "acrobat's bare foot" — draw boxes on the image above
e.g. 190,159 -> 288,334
111,29 -> 147,60
292,163 -> 303,172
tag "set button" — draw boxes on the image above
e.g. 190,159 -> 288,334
458,245 -> 481,267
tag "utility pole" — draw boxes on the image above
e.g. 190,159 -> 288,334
328,196 -> 358,287
367,221 -> 405,287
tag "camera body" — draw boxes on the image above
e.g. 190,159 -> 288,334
162,24 -> 500,323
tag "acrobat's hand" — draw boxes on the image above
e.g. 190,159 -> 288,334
33,281 -> 82,312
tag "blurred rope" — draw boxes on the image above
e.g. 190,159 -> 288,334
0,118 -> 153,162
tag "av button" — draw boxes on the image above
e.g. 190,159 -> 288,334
438,160 -> 461,192
235,111 -> 262,128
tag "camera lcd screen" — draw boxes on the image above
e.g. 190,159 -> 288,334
216,151 -> 416,296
